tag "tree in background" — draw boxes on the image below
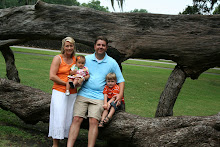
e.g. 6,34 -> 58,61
193,0 -> 219,14
43,0 -> 80,6
110,0 -> 124,11
0,0 -> 109,12
130,8 -> 148,13
179,5 -> 201,14
180,0 -> 220,14
0,0 -> 23,9
213,3 -> 220,14
111,0 -> 220,14
81,0 -> 109,12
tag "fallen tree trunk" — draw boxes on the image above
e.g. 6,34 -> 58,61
0,1 -> 219,79
0,78 -> 219,146
0,78 -> 50,124
99,111 -> 220,147
0,1 -> 219,124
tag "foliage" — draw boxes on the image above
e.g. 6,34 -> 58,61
180,0 -> 220,14
193,0 -> 219,13
213,4 -> 220,13
0,0 -> 109,12
81,0 -> 109,12
43,0 -> 80,6
0,0 -> 23,9
180,5 -> 201,14
0,0 -> 80,8
130,8 -> 148,13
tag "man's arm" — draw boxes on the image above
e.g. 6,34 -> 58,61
114,82 -> 125,106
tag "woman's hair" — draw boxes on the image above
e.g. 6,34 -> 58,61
61,37 -> 76,57
94,36 -> 108,45
76,55 -> 85,62
106,73 -> 117,81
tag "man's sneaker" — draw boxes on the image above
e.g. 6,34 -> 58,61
69,82 -> 75,88
65,90 -> 70,96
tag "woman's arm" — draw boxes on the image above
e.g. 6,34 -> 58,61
49,55 -> 66,86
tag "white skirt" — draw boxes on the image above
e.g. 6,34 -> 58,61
48,89 -> 77,139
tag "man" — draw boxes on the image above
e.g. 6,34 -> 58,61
67,36 -> 125,147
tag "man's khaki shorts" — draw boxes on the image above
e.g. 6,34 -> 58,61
73,95 -> 104,121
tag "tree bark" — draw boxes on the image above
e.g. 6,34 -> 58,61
0,78 -> 219,146
0,78 -> 50,124
99,111 -> 220,147
0,1 -> 219,79
0,39 -> 28,82
155,65 -> 187,117
0,2 -> 220,143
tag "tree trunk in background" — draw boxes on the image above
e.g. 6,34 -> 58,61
0,78 -> 219,146
155,65 -> 187,117
0,39 -> 26,82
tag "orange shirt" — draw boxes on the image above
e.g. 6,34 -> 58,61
52,54 -> 77,94
103,84 -> 125,103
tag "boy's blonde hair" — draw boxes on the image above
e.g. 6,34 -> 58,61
106,73 -> 117,81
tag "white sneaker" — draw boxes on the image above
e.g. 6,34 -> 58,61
65,90 -> 70,96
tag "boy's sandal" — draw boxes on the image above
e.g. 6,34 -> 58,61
103,116 -> 111,124
98,121 -> 104,127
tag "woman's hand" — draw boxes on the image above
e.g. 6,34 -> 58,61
70,69 -> 77,75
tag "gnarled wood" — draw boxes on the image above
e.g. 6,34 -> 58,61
0,2 -> 220,144
0,78 -> 219,146
0,1 -> 219,79
99,111 -> 220,147
0,78 -> 50,124
155,65 -> 187,117
0,39 -> 27,82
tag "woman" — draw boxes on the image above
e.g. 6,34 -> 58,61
48,37 -> 77,147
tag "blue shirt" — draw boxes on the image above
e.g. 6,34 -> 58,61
77,53 -> 125,100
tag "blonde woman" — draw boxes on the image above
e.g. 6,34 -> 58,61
48,37 -> 77,147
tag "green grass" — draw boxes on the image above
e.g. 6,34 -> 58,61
1,47 -> 220,117
0,46 -> 220,145
10,46 -> 60,56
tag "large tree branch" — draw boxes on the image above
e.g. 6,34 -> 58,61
0,39 -> 27,82
0,78 -> 219,146
0,1 -> 219,79
155,65 -> 187,117
0,78 -> 50,124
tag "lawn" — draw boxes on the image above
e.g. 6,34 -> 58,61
1,47 -> 220,117
0,47 -> 219,146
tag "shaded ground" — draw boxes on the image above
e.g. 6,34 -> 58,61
0,109 -> 108,147
0,122 -> 108,147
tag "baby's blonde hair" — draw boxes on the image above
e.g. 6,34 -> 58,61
106,73 -> 117,81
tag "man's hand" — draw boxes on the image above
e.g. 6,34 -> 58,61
103,104 -> 108,110
113,94 -> 122,107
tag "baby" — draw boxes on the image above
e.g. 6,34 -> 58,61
65,55 -> 90,96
